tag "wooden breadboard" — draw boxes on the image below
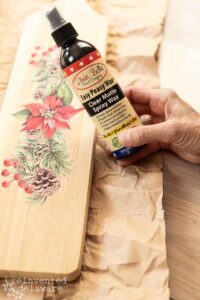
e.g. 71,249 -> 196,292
0,0 -> 108,281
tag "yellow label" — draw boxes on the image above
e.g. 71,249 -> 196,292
63,50 -> 142,155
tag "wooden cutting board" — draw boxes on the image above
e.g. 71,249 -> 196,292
0,0 -> 108,281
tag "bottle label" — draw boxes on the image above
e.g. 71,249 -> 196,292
63,50 -> 142,158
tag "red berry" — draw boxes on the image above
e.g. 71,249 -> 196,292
31,53 -> 37,57
48,47 -> 53,52
29,60 -> 36,65
3,159 -> 13,167
18,180 -> 25,188
2,181 -> 10,188
42,52 -> 47,56
14,173 -> 20,181
1,169 -> 10,177
24,185 -> 33,194
35,46 -> 41,50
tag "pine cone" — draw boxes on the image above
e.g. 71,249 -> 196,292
31,167 -> 60,197
33,89 -> 44,100
26,129 -> 42,140
34,144 -> 50,158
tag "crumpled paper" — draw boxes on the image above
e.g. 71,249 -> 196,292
0,0 -> 169,299
44,147 -> 169,300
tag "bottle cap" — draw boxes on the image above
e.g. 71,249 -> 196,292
46,7 -> 78,46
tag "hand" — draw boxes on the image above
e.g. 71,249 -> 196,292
118,87 -> 200,166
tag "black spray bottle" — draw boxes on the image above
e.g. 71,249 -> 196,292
46,7 -> 143,160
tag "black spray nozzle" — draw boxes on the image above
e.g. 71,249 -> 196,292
46,7 -> 66,32
45,7 -> 78,47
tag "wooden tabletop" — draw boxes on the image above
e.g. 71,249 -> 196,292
160,1 -> 200,299
163,152 -> 200,300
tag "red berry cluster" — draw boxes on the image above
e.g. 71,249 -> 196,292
29,45 -> 57,65
1,159 -> 33,194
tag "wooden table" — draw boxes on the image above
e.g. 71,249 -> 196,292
160,1 -> 200,299
163,152 -> 200,300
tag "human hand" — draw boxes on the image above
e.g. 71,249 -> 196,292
118,87 -> 200,166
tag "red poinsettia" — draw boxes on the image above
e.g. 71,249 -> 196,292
22,95 -> 83,139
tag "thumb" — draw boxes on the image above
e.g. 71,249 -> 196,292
118,122 -> 172,147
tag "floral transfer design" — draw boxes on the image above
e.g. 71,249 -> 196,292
1,46 -> 83,205
22,95 -> 82,139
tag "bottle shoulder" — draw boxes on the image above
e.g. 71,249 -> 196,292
60,39 -> 96,68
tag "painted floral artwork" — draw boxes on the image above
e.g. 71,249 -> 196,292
1,46 -> 83,205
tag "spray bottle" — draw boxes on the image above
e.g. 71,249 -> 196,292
46,7 -> 143,159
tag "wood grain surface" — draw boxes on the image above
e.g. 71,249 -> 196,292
0,0 -> 108,281
160,1 -> 200,299
163,152 -> 200,300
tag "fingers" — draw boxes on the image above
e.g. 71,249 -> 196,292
117,142 -> 161,166
171,147 -> 200,164
131,103 -> 150,115
151,114 -> 165,124
124,86 -> 170,117
124,87 -> 165,104
119,122 -> 173,147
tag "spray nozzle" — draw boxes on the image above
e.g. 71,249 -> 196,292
45,6 -> 78,47
46,7 -> 66,31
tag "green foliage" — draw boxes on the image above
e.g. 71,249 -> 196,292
42,138 -> 71,175
12,109 -> 30,121
11,48 -> 74,202
57,80 -> 73,105
15,130 -> 71,182
33,68 -> 49,82
15,148 -> 35,182
43,82 -> 57,97
31,47 -> 73,106
53,130 -> 66,143
26,195 -> 47,206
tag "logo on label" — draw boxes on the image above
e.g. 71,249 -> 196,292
112,137 -> 122,149
73,63 -> 107,90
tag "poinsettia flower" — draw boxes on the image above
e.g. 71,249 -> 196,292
21,95 -> 84,139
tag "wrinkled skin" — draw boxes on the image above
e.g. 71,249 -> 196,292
117,87 -> 200,166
